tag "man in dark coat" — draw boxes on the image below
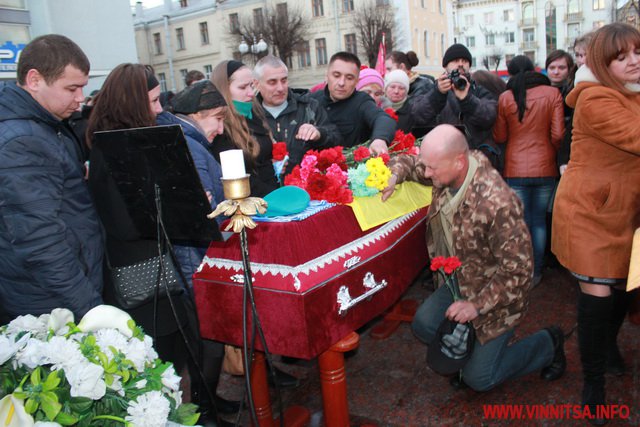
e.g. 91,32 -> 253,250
253,55 -> 341,173
411,43 -> 498,150
0,35 -> 104,323
311,51 -> 396,153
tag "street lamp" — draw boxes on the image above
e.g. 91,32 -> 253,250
239,34 -> 268,61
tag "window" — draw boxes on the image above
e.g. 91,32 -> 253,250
315,38 -> 328,65
503,9 -> 514,21
424,31 -> 429,57
545,2 -> 557,52
440,34 -> 445,59
153,32 -> 162,55
179,0 -> 187,7
522,3 -> 534,21
199,22 -> 209,45
298,41 -> 311,68
438,0 -> 443,14
376,0 -> 390,5
204,64 -> 213,79
229,13 -> 239,33
343,0 -> 354,13
485,34 -> 495,46
523,29 -> 535,42
176,28 -> 185,50
464,15 -> 474,27
276,2 -> 288,20
158,72 -> 167,92
568,0 -> 580,13
253,8 -> 264,28
421,0 -> 425,8
505,32 -> 515,43
592,0 -> 604,10
312,0 -> 324,17
466,36 -> 475,48
344,33 -> 357,54
471,57 -> 477,68
180,69 -> 188,86
484,12 -> 494,25
567,23 -> 581,40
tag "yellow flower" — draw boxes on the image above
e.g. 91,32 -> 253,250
364,158 -> 392,190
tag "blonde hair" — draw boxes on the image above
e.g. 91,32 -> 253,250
587,23 -> 640,95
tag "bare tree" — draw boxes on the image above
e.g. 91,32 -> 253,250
226,3 -> 309,65
616,0 -> 640,28
351,0 -> 397,67
481,50 -> 503,72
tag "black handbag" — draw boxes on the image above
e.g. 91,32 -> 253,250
109,253 -> 183,310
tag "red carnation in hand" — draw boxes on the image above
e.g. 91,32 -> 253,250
430,256 -> 446,271
353,146 -> 371,162
272,142 -> 288,161
443,256 -> 462,274
384,108 -> 399,121
379,153 -> 390,165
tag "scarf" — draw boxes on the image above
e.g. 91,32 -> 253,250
232,100 -> 253,119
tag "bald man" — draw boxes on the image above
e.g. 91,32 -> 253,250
383,125 -> 566,391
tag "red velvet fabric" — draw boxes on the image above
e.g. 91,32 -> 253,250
194,206 -> 429,359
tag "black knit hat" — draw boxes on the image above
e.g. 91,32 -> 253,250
171,80 -> 227,114
442,44 -> 473,67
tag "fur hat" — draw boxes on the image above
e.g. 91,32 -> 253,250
442,43 -> 473,67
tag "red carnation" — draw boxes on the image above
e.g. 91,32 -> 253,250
443,256 -> 462,274
379,153 -> 390,165
430,256 -> 446,271
272,142 -> 288,161
384,108 -> 399,121
353,146 -> 371,162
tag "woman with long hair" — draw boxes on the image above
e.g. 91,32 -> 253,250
493,56 -> 565,286
552,23 -> 640,422
210,60 -> 278,197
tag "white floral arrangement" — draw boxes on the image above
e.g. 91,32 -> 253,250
0,305 -> 199,427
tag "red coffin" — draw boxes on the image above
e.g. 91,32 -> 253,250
193,205 -> 428,359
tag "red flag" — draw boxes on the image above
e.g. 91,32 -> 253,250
374,32 -> 386,77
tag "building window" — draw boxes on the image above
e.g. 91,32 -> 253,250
204,65 -> 213,79
315,38 -> 328,65
424,31 -> 429,57
276,2 -> 288,20
229,13 -> 240,33
343,0 -> 354,13
179,0 -> 187,7
567,23 -> 581,41
153,32 -> 162,55
484,12 -> 494,25
505,32 -> 515,43
545,2 -> 557,52
485,35 -> 496,47
180,69 -> 188,86
253,8 -> 264,28
471,57 -> 477,68
440,34 -> 445,58
464,15 -> 474,27
466,36 -> 475,47
344,33 -> 357,54
312,0 -> 324,16
376,0 -> 390,5
199,22 -> 209,45
298,41 -> 311,68
568,0 -> 580,13
503,9 -> 514,21
522,3 -> 534,20
158,72 -> 167,92
176,28 -> 185,50
421,0 -> 425,8
592,0 -> 604,10
523,29 -> 535,42
439,0 -> 443,14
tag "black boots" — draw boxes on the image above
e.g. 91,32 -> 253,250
605,289 -> 629,376
540,325 -> 566,381
577,292 -> 612,426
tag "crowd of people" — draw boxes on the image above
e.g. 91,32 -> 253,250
0,21 -> 638,426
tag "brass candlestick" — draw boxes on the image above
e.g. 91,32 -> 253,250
207,175 -> 267,233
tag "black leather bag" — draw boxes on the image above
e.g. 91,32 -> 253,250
109,253 -> 183,310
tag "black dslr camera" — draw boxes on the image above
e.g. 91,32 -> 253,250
448,69 -> 468,90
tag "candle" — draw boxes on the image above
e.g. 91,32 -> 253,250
220,149 -> 246,179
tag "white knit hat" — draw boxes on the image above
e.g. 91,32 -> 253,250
384,69 -> 410,91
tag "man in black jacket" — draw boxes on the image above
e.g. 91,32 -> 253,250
0,35 -> 104,322
254,55 -> 341,173
411,43 -> 498,150
311,52 -> 396,153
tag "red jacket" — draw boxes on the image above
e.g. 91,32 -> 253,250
493,85 -> 565,178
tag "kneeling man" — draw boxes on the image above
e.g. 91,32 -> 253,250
383,124 -> 565,391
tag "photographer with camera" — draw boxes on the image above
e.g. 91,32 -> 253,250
412,43 -> 498,151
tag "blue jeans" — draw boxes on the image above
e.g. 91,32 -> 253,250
505,177 -> 556,278
412,285 -> 554,391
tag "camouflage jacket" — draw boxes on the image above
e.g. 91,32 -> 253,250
390,151 -> 533,344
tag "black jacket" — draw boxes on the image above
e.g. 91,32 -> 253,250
0,83 -> 104,320
411,81 -> 498,149
311,87 -> 396,148
210,112 -> 278,198
258,89 -> 341,174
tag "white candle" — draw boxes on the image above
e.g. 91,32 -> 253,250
220,149 -> 246,179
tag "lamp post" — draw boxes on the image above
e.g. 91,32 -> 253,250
238,34 -> 268,62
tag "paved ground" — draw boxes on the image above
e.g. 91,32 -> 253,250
217,266 -> 640,426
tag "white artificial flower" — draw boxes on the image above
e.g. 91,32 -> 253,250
161,364 -> 182,393
107,375 -> 125,396
47,308 -> 74,336
43,336 -> 84,372
126,336 -> 157,372
77,305 -> 133,338
0,395 -> 34,427
13,337 -> 46,369
66,362 -> 106,400
6,314 -> 48,338
94,328 -> 129,356
0,333 -> 29,365
125,391 -> 170,427
135,379 -> 147,389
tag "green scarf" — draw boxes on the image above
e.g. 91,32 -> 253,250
232,100 -> 253,119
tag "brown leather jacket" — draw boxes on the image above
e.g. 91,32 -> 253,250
493,85 -> 565,178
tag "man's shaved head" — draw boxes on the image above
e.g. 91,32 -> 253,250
419,125 -> 470,189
